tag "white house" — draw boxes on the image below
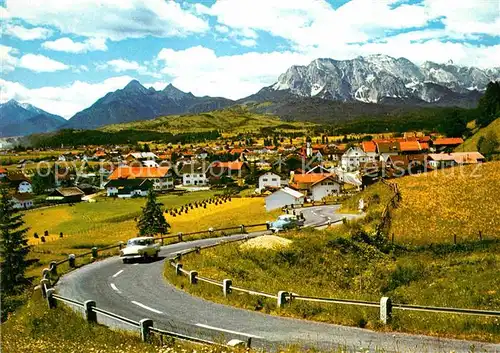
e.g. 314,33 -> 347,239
18,180 -> 33,193
142,160 -> 159,167
265,187 -> 305,211
258,172 -> 281,192
310,177 -> 343,201
341,147 -> 372,172
11,194 -> 34,209
179,162 -> 209,186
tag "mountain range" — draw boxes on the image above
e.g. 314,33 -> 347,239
1,54 -> 499,137
64,80 -> 234,130
0,100 -> 66,137
269,54 -> 499,104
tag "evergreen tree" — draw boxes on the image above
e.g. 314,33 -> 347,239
137,190 -> 170,237
477,81 -> 500,127
0,187 -> 30,294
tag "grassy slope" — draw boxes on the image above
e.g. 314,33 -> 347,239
456,117 -> 500,152
341,162 -> 500,245
101,107 -> 316,134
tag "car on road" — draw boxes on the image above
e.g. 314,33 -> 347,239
268,214 -> 304,233
120,236 -> 160,263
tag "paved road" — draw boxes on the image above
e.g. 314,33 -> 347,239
57,207 -> 499,353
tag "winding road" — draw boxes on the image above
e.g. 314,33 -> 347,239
57,206 -> 499,353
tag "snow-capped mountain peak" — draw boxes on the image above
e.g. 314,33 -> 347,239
272,55 -> 499,104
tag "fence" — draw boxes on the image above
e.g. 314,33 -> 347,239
39,281 -> 252,348
168,240 -> 500,325
39,222 -> 271,348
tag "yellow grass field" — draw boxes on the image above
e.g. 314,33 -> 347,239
169,197 -> 280,234
339,162 -> 500,244
391,162 -> 500,244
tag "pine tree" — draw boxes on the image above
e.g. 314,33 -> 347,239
0,187 -> 30,294
137,190 -> 170,237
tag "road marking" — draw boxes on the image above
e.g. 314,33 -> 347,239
195,323 -> 264,339
112,269 -> 124,278
110,283 -> 121,293
131,301 -> 163,314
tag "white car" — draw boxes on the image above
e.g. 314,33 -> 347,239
120,237 -> 160,263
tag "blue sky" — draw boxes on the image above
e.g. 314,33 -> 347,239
1,0 -> 499,118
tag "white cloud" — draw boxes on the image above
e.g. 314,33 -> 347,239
105,59 -> 141,72
423,0 -> 500,36
0,45 -> 19,73
42,37 -> 107,53
238,39 -> 258,47
215,25 -> 229,34
18,54 -> 70,72
97,59 -> 161,78
197,0 -> 499,53
0,76 -> 135,118
4,0 -> 209,41
4,24 -> 53,40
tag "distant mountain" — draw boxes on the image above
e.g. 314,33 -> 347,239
64,80 -> 234,129
267,55 -> 499,106
0,100 -> 66,137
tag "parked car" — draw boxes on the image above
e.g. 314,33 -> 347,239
120,236 -> 160,263
268,214 -> 304,233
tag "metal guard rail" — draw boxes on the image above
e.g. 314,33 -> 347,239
149,327 -> 225,347
93,307 -> 140,327
292,295 -> 380,308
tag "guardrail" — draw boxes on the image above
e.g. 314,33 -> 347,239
168,240 -> 500,325
40,271 -> 252,348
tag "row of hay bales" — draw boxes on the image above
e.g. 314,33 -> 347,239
166,195 -> 232,217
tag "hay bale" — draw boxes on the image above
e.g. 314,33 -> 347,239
240,235 -> 292,251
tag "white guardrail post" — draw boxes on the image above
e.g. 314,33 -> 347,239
223,279 -> 232,297
46,288 -> 57,309
84,300 -> 97,323
68,254 -> 76,268
189,271 -> 198,284
140,318 -> 153,342
42,267 -> 50,280
49,261 -> 58,276
277,291 -> 288,308
175,263 -> 183,275
40,279 -> 49,298
380,296 -> 392,324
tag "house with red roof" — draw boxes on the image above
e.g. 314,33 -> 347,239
432,138 -> 464,152
106,166 -> 174,195
290,172 -> 343,201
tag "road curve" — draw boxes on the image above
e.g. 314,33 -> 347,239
57,207 -> 499,353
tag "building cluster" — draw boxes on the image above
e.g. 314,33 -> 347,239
0,133 -> 484,210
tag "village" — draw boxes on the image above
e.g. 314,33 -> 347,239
0,132 -> 485,212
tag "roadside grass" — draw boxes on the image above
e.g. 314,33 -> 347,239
340,162 -> 500,245
165,225 -> 500,343
1,290 -> 236,353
